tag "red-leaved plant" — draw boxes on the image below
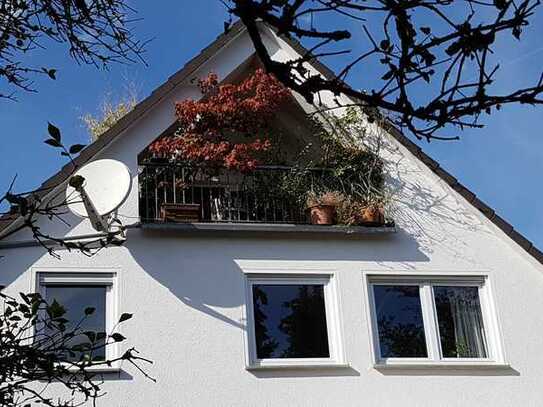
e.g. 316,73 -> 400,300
149,69 -> 290,172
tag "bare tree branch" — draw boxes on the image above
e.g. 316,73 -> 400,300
229,0 -> 543,141
0,0 -> 147,98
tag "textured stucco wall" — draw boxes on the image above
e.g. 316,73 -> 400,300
1,28 -> 543,407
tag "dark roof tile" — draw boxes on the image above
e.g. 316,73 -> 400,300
509,229 -> 533,252
529,246 -> 543,264
471,197 -> 495,218
492,215 -> 514,235
433,167 -> 458,186
452,183 -> 476,203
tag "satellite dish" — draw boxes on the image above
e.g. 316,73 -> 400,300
66,159 -> 131,232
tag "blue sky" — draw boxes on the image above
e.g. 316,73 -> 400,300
1,1 -> 542,249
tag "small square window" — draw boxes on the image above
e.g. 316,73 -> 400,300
45,285 -> 108,361
37,272 -> 118,363
245,274 -> 344,369
367,275 -> 504,367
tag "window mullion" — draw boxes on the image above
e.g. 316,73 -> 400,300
420,284 -> 441,361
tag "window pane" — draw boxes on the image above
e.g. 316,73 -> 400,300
45,285 -> 107,361
434,286 -> 488,358
252,284 -> 329,359
373,285 -> 427,358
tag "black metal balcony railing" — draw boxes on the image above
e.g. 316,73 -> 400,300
139,164 -> 308,224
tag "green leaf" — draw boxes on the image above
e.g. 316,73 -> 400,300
20,292 -> 30,304
74,0 -> 91,17
69,144 -> 86,154
494,0 -> 507,10
44,138 -> 62,148
47,122 -> 61,141
110,332 -> 126,342
512,25 -> 522,40
84,331 -> 96,342
69,174 -> 85,189
84,307 -> 96,315
379,39 -> 391,51
119,313 -> 133,323
47,299 -> 66,319
381,70 -> 394,80
420,26 -> 431,35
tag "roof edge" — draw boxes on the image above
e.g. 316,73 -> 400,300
2,21 -> 541,269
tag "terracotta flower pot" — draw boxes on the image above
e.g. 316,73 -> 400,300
308,205 -> 336,225
358,205 -> 385,226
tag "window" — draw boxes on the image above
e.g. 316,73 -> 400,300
37,272 -> 118,363
367,275 -> 504,367
244,274 -> 345,368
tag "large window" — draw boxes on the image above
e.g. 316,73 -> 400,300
244,274 -> 345,369
367,275 -> 504,367
37,271 -> 118,363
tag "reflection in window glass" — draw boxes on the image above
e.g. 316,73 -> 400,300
373,285 -> 427,358
434,286 -> 488,358
45,285 -> 107,361
252,284 -> 329,359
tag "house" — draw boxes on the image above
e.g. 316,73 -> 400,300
1,21 -> 543,406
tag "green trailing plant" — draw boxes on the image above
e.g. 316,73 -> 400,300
280,107 -> 390,225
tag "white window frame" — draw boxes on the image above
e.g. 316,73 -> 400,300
365,273 -> 507,369
34,269 -> 120,370
243,273 -> 346,369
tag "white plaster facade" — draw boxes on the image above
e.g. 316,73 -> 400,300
1,24 -> 543,407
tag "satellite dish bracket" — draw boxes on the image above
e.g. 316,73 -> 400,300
75,184 -> 110,232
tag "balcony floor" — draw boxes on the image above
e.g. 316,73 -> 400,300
141,221 -> 397,239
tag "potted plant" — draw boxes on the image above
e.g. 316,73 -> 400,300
358,201 -> 385,226
306,191 -> 344,225
337,194 -> 387,226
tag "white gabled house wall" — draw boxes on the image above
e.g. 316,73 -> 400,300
1,24 -> 543,406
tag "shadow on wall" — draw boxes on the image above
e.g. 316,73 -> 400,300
126,228 -> 429,300
125,228 -> 429,318
123,229 -> 430,378
378,135 -> 496,266
124,231 -> 520,378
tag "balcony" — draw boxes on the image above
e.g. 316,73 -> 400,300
138,163 -> 396,238
139,164 -> 309,224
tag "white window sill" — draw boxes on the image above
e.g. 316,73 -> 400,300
373,361 -> 510,371
62,363 -> 122,374
78,365 -> 122,374
247,362 -> 350,371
